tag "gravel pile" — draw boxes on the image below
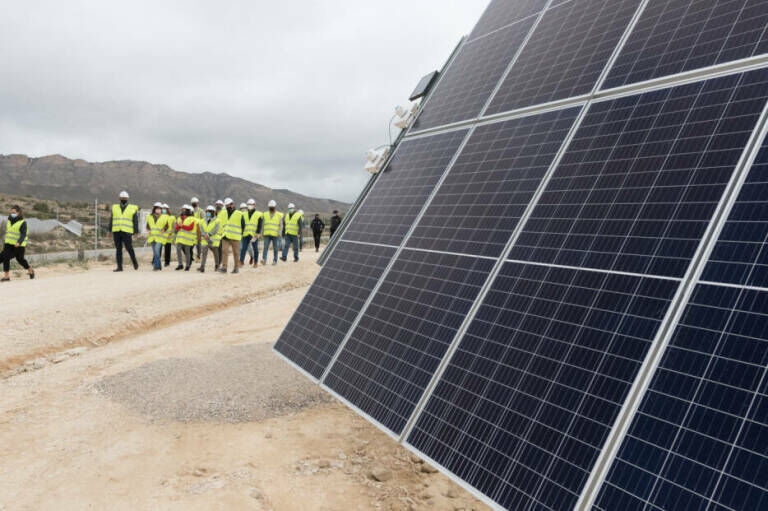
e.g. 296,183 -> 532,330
93,344 -> 332,423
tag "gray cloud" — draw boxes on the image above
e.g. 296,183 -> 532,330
0,0 -> 486,201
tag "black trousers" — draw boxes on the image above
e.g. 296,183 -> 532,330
313,231 -> 322,250
0,243 -> 29,272
164,243 -> 172,265
113,232 -> 138,269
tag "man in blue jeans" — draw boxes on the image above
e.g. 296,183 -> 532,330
281,203 -> 302,263
261,200 -> 283,265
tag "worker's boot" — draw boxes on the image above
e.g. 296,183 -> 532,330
113,268 -> 123,272
253,260 -> 258,268
197,267 -> 204,273
175,265 -> 183,271
217,268 -> 227,274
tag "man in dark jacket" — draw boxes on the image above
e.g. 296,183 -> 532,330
310,214 -> 325,252
329,210 -> 342,237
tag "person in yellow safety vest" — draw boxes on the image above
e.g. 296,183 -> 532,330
244,199 -> 264,268
218,197 -> 245,274
174,204 -> 200,271
109,190 -> 140,272
147,202 -> 170,271
261,200 -> 283,265
215,199 -> 226,267
239,200 -> 262,267
198,205 -> 222,273
161,203 -> 174,267
280,203 -> 303,263
0,205 -> 35,282
191,197 -> 204,261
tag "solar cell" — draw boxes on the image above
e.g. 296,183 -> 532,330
274,241 -> 397,379
509,68 -> 768,279
342,129 -> 468,246
593,283 -> 768,510
702,128 -> 768,287
412,17 -> 536,132
324,249 -> 495,435
407,106 -> 582,258
467,0 -> 547,42
407,262 -> 679,510
486,0 -> 641,115
603,0 -> 768,91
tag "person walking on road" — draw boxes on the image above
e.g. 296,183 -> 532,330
281,203 -> 302,263
109,191 -> 139,272
191,197 -> 204,260
329,210 -> 342,237
310,214 -> 325,252
0,205 -> 35,282
262,200 -> 283,266
219,198 -> 245,274
198,205 -> 222,272
242,199 -> 263,267
147,202 -> 169,271
162,203 -> 174,267
174,204 -> 199,271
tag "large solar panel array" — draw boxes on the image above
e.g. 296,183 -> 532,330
275,0 -> 768,509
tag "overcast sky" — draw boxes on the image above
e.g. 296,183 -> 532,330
0,1 -> 487,202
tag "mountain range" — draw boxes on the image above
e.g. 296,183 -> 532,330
0,154 -> 349,213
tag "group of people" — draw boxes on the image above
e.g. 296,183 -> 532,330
110,191 -> 341,273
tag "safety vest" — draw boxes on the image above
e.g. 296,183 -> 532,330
175,216 -> 198,246
146,214 -> 168,244
222,209 -> 243,241
4,218 -> 27,247
201,217 -> 221,247
262,211 -> 283,237
285,212 -> 301,236
164,215 -> 176,244
111,204 -> 139,233
244,210 -> 262,237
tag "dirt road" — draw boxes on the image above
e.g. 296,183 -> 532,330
0,252 -> 485,510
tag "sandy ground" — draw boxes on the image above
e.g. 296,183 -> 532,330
0,250 -> 486,510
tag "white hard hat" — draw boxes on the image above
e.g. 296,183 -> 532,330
247,198 -> 256,205
215,199 -> 224,206
298,209 -> 304,215
119,191 -> 129,199
182,204 -> 192,211
224,198 -> 234,205
206,205 -> 215,212
268,200 -> 277,208
288,203 -> 295,209
153,202 -> 162,208
162,203 -> 169,209
239,202 -> 247,209
191,197 -> 199,203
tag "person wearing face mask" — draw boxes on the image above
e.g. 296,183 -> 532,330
161,203 -> 174,267
174,204 -> 199,271
198,205 -> 221,272
261,200 -> 283,266
218,198 -> 245,274
240,199 -> 263,267
0,205 -> 35,282
147,202 -> 169,271
108,191 -> 139,272
280,203 -> 302,263
215,199 -> 226,266
247,199 -> 263,268
191,197 -> 204,261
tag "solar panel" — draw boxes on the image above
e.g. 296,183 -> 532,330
486,0 -> 641,115
324,249 -> 495,435
702,128 -> 768,287
407,105 -> 582,258
603,0 -> 768,91
593,282 -> 768,510
274,241 -> 396,379
341,129 -> 468,246
509,68 -> 768,278
412,17 -> 536,132
407,262 -> 679,510
467,0 -> 548,42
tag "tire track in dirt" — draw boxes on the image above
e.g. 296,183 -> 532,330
1,278 -> 313,377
